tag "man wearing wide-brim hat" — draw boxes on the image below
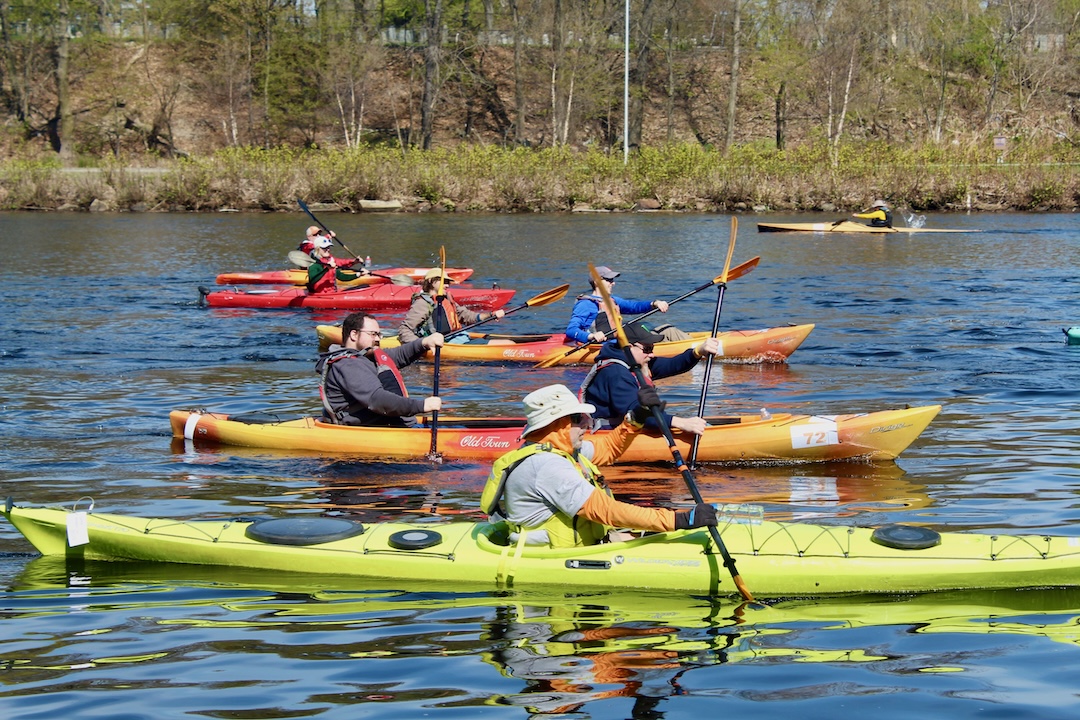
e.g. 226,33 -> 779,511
480,383 -> 717,548
398,268 -> 505,344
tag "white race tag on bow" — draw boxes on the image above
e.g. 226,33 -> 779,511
67,511 -> 89,547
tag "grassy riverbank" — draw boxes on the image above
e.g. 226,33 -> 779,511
2,141 -> 1078,213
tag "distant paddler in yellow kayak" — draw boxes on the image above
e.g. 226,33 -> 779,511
852,199 -> 893,228
399,268 -> 505,345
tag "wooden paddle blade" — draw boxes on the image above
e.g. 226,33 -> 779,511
526,283 -> 570,307
588,264 -> 628,346
720,217 -> 737,282
288,250 -> 314,268
724,256 -> 759,282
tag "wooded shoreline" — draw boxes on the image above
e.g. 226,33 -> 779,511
3,144 -> 1078,213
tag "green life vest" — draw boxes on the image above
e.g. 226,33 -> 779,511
482,443 -> 610,548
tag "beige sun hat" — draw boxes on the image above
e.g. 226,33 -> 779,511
520,384 -> 596,437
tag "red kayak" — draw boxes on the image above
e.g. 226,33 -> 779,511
198,284 -> 516,311
215,267 -> 475,286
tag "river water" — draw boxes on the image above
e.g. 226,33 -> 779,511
2,210 -> 1080,718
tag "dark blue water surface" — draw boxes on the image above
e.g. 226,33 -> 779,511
2,211 -> 1080,718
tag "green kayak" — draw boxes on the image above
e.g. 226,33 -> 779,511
7,500 -> 1080,598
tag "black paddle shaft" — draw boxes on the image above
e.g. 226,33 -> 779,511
617,345 -> 750,598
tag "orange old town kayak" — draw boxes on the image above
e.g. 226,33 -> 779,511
170,404 -> 940,465
316,324 -> 816,365
215,267 -> 475,287
198,284 -> 515,311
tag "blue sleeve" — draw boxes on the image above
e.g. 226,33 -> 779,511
614,296 -> 655,314
565,298 -> 599,343
648,349 -> 699,380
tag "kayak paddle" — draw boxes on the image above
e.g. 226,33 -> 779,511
590,262 -> 753,602
445,284 -> 570,341
533,256 -> 760,368
427,245 -> 448,462
689,216 -> 736,469
288,250 -> 314,267
296,198 -> 414,285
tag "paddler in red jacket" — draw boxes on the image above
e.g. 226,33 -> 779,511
316,311 -> 444,426
299,225 -> 332,255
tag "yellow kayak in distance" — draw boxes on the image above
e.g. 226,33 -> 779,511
758,221 -> 977,234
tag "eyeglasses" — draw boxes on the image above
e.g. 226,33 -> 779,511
358,329 -> 382,338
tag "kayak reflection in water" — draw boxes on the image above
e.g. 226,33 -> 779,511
484,604 -> 698,716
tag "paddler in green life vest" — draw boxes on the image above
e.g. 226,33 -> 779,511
853,199 -> 893,228
481,384 -> 717,548
315,311 -> 444,426
306,236 -> 366,293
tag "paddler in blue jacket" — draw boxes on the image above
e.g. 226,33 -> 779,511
564,265 -> 691,344
580,322 -> 721,435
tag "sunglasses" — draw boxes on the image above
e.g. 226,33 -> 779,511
569,413 -> 593,428
633,342 -> 655,354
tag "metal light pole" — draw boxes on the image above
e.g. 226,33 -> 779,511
623,0 -> 629,164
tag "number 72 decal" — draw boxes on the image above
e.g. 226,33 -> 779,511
791,420 -> 839,449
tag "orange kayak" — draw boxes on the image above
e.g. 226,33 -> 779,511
315,324 -> 815,364
215,267 -> 475,287
170,404 -> 939,465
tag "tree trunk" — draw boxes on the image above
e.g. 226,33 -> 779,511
627,0 -> 656,152
420,0 -> 443,149
775,80 -> 786,150
724,0 -> 741,151
551,0 -> 566,145
829,44 -> 857,168
56,0 -> 75,166
509,0 -> 525,143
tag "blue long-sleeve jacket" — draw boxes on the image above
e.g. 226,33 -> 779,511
582,342 -> 700,430
564,294 -> 655,343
